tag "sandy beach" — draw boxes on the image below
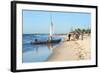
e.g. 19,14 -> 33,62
48,35 -> 91,61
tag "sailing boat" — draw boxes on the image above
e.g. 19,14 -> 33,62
31,16 -> 61,44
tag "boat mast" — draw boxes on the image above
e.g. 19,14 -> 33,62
49,15 -> 54,40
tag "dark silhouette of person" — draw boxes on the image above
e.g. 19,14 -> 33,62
68,33 -> 71,41
35,39 -> 38,42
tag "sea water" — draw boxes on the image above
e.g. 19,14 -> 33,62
22,34 -> 62,63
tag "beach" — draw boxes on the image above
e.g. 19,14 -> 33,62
48,35 -> 91,61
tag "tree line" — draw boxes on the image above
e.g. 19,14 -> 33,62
74,28 -> 91,34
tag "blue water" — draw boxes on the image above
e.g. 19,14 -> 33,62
22,34 -> 62,63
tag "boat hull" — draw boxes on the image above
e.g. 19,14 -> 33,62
31,39 -> 61,45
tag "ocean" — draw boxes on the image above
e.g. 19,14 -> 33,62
22,34 -> 63,63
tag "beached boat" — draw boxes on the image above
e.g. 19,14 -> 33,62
31,16 -> 61,45
31,39 -> 61,44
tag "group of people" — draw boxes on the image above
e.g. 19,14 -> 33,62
67,32 -> 83,41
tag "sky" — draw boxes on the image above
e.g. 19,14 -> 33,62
23,10 -> 91,34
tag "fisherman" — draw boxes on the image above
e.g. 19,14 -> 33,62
35,38 -> 38,42
68,33 -> 71,41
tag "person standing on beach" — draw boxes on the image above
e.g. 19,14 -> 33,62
81,32 -> 83,40
68,33 -> 71,41
75,32 -> 80,40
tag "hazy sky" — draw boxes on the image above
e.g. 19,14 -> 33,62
23,10 -> 91,34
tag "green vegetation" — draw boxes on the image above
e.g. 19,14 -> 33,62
73,28 -> 91,34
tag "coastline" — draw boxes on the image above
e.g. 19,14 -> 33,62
48,35 -> 91,61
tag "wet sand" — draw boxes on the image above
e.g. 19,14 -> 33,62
48,35 -> 91,61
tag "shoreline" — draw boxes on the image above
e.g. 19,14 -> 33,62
48,35 -> 91,61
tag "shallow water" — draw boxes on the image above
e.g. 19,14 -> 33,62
22,34 -> 62,63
